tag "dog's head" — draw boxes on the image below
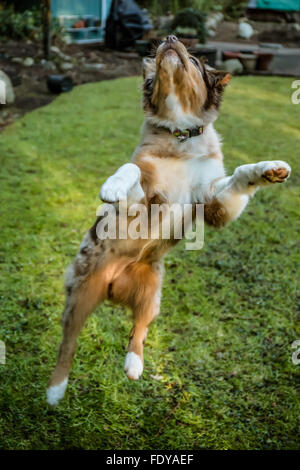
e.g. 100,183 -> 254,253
142,36 -> 230,127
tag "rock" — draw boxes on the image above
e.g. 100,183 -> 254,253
51,45 -> 71,62
238,22 -> 254,39
82,63 -> 104,72
291,23 -> 300,32
23,57 -> 34,67
43,60 -> 56,71
0,70 -> 15,104
88,52 -> 99,61
222,59 -> 243,74
207,28 -> 216,38
46,61 -> 56,71
206,12 -> 224,31
11,57 -> 23,64
156,14 -> 174,30
60,62 -> 73,71
62,35 -> 72,45
50,46 -> 61,55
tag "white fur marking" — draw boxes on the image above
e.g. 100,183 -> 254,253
100,163 -> 144,203
46,377 -> 68,406
231,160 -> 291,194
124,352 -> 143,380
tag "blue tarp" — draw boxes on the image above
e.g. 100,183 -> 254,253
255,0 -> 300,11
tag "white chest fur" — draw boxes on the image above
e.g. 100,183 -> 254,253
143,152 -> 225,205
141,124 -> 225,204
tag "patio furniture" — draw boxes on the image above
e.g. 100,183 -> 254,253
51,0 -> 113,44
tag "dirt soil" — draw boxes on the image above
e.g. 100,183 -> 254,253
0,40 -> 141,130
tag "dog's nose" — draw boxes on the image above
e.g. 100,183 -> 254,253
166,35 -> 178,43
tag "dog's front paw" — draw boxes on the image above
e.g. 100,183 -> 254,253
261,164 -> 290,183
124,352 -> 143,380
100,163 -> 144,203
253,161 -> 291,185
233,161 -> 291,190
100,176 -> 127,203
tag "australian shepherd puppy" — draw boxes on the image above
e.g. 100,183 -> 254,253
47,36 -> 291,405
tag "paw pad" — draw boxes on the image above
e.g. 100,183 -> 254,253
262,167 -> 290,183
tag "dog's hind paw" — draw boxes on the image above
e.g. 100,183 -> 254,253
46,377 -> 68,406
124,352 -> 143,380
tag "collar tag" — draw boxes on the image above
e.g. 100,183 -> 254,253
173,126 -> 204,142
173,129 -> 190,142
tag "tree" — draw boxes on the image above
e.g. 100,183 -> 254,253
42,0 -> 51,59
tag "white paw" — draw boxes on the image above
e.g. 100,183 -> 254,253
233,160 -> 291,190
46,377 -> 68,406
100,163 -> 144,203
100,175 -> 128,202
258,161 -> 291,183
124,352 -> 143,380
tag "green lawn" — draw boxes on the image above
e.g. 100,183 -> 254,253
0,76 -> 299,450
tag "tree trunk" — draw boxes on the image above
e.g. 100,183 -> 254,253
42,0 -> 51,59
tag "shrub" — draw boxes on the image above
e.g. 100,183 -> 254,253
0,7 -> 64,41
172,8 -> 206,43
0,7 -> 41,40
140,0 -> 247,18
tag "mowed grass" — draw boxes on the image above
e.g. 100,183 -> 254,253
0,76 -> 299,450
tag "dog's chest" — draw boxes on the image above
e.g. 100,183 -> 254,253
149,155 -> 224,204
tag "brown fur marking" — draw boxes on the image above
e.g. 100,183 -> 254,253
204,198 -> 229,228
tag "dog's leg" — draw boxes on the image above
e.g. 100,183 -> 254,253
111,260 -> 163,380
125,282 -> 162,381
205,160 -> 291,228
100,163 -> 145,203
47,232 -> 106,406
46,273 -> 105,406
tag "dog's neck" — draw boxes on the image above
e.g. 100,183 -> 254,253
152,121 -> 204,143
145,114 -> 203,134
144,104 -> 219,135
139,120 -> 222,159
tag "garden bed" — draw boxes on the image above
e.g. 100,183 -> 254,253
0,40 -> 141,130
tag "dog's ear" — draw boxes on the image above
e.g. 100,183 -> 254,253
202,66 -> 231,110
215,71 -> 231,88
215,70 -> 231,88
204,66 -> 231,90
142,57 -> 156,79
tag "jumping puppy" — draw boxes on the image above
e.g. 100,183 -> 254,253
47,36 -> 291,405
